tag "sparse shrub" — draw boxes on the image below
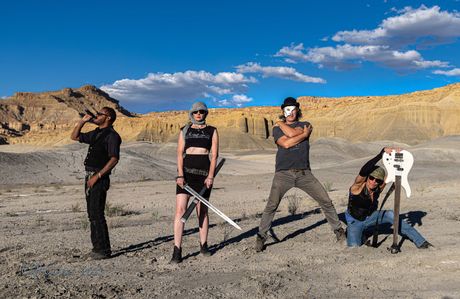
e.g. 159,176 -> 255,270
219,223 -> 234,242
416,185 -> 429,196
105,202 -> 138,217
79,216 -> 89,230
287,195 -> 301,215
446,213 -> 460,222
105,202 -> 125,217
71,203 -> 81,213
151,211 -> 159,220
36,215 -> 45,227
108,219 -> 123,229
6,212 -> 19,217
323,181 -> 334,192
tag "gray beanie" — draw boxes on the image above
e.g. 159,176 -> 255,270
189,101 -> 208,125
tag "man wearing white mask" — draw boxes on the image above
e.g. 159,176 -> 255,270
255,97 -> 345,252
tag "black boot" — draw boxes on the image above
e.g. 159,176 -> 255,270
418,241 -> 433,249
255,233 -> 266,252
334,227 -> 346,243
200,242 -> 211,256
170,246 -> 182,263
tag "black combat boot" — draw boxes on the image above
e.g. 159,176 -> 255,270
255,233 -> 266,252
170,246 -> 182,263
200,242 -> 211,256
418,241 -> 433,249
334,227 -> 346,243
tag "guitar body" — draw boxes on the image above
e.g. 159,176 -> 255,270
382,150 -> 414,198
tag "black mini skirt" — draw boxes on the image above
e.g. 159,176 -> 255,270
176,154 -> 212,198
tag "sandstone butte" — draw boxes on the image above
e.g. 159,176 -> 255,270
0,83 -> 459,149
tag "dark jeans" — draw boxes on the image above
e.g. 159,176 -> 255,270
85,174 -> 111,255
258,169 -> 342,239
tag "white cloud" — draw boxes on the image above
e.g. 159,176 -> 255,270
215,94 -> 253,107
433,68 -> 460,76
236,62 -> 326,83
100,70 -> 257,110
275,5 -> 458,73
277,43 -> 449,70
332,5 -> 460,47
276,43 -> 309,63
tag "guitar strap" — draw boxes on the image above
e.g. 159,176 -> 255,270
371,183 -> 395,247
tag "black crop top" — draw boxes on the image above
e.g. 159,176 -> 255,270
184,125 -> 216,151
347,187 -> 381,221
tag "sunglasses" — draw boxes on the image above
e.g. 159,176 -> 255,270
192,110 -> 207,115
96,112 -> 109,117
368,175 -> 383,185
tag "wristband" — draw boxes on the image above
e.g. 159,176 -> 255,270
176,176 -> 184,179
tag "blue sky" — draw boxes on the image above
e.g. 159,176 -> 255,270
1,0 -> 460,113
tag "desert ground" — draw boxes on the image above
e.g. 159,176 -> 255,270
1,137 -> 459,298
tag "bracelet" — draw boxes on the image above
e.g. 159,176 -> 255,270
98,172 -> 102,179
176,176 -> 184,179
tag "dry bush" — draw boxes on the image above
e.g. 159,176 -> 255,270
79,216 -> 89,230
287,195 -> 301,215
323,181 -> 334,192
219,223 -> 234,242
35,215 -> 45,227
105,202 -> 139,217
71,203 -> 81,213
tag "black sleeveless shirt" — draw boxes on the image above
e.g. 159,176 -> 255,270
348,186 -> 381,221
184,125 -> 216,151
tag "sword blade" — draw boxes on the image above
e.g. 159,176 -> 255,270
184,185 -> 241,230
180,158 -> 226,223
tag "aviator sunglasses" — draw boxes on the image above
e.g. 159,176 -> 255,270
192,110 -> 207,115
368,175 -> 383,185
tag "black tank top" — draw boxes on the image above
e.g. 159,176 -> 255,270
347,186 -> 381,221
184,125 -> 216,151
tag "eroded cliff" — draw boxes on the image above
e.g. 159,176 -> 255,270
1,83 -> 459,148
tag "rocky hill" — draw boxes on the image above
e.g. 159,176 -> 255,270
1,83 -> 459,149
0,85 -> 132,145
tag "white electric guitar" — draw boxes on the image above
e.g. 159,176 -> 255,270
382,150 -> 414,198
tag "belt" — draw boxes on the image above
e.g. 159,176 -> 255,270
184,167 -> 209,176
289,169 -> 306,175
85,170 -> 98,176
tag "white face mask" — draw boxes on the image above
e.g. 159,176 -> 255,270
283,106 -> 296,118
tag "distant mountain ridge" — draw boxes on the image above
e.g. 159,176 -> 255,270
1,83 -> 459,149
0,85 -> 133,145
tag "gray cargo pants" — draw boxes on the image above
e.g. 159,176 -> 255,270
258,169 -> 342,238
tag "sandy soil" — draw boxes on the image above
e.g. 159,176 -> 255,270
1,137 -> 459,298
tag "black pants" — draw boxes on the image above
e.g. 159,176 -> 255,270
85,174 -> 111,255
